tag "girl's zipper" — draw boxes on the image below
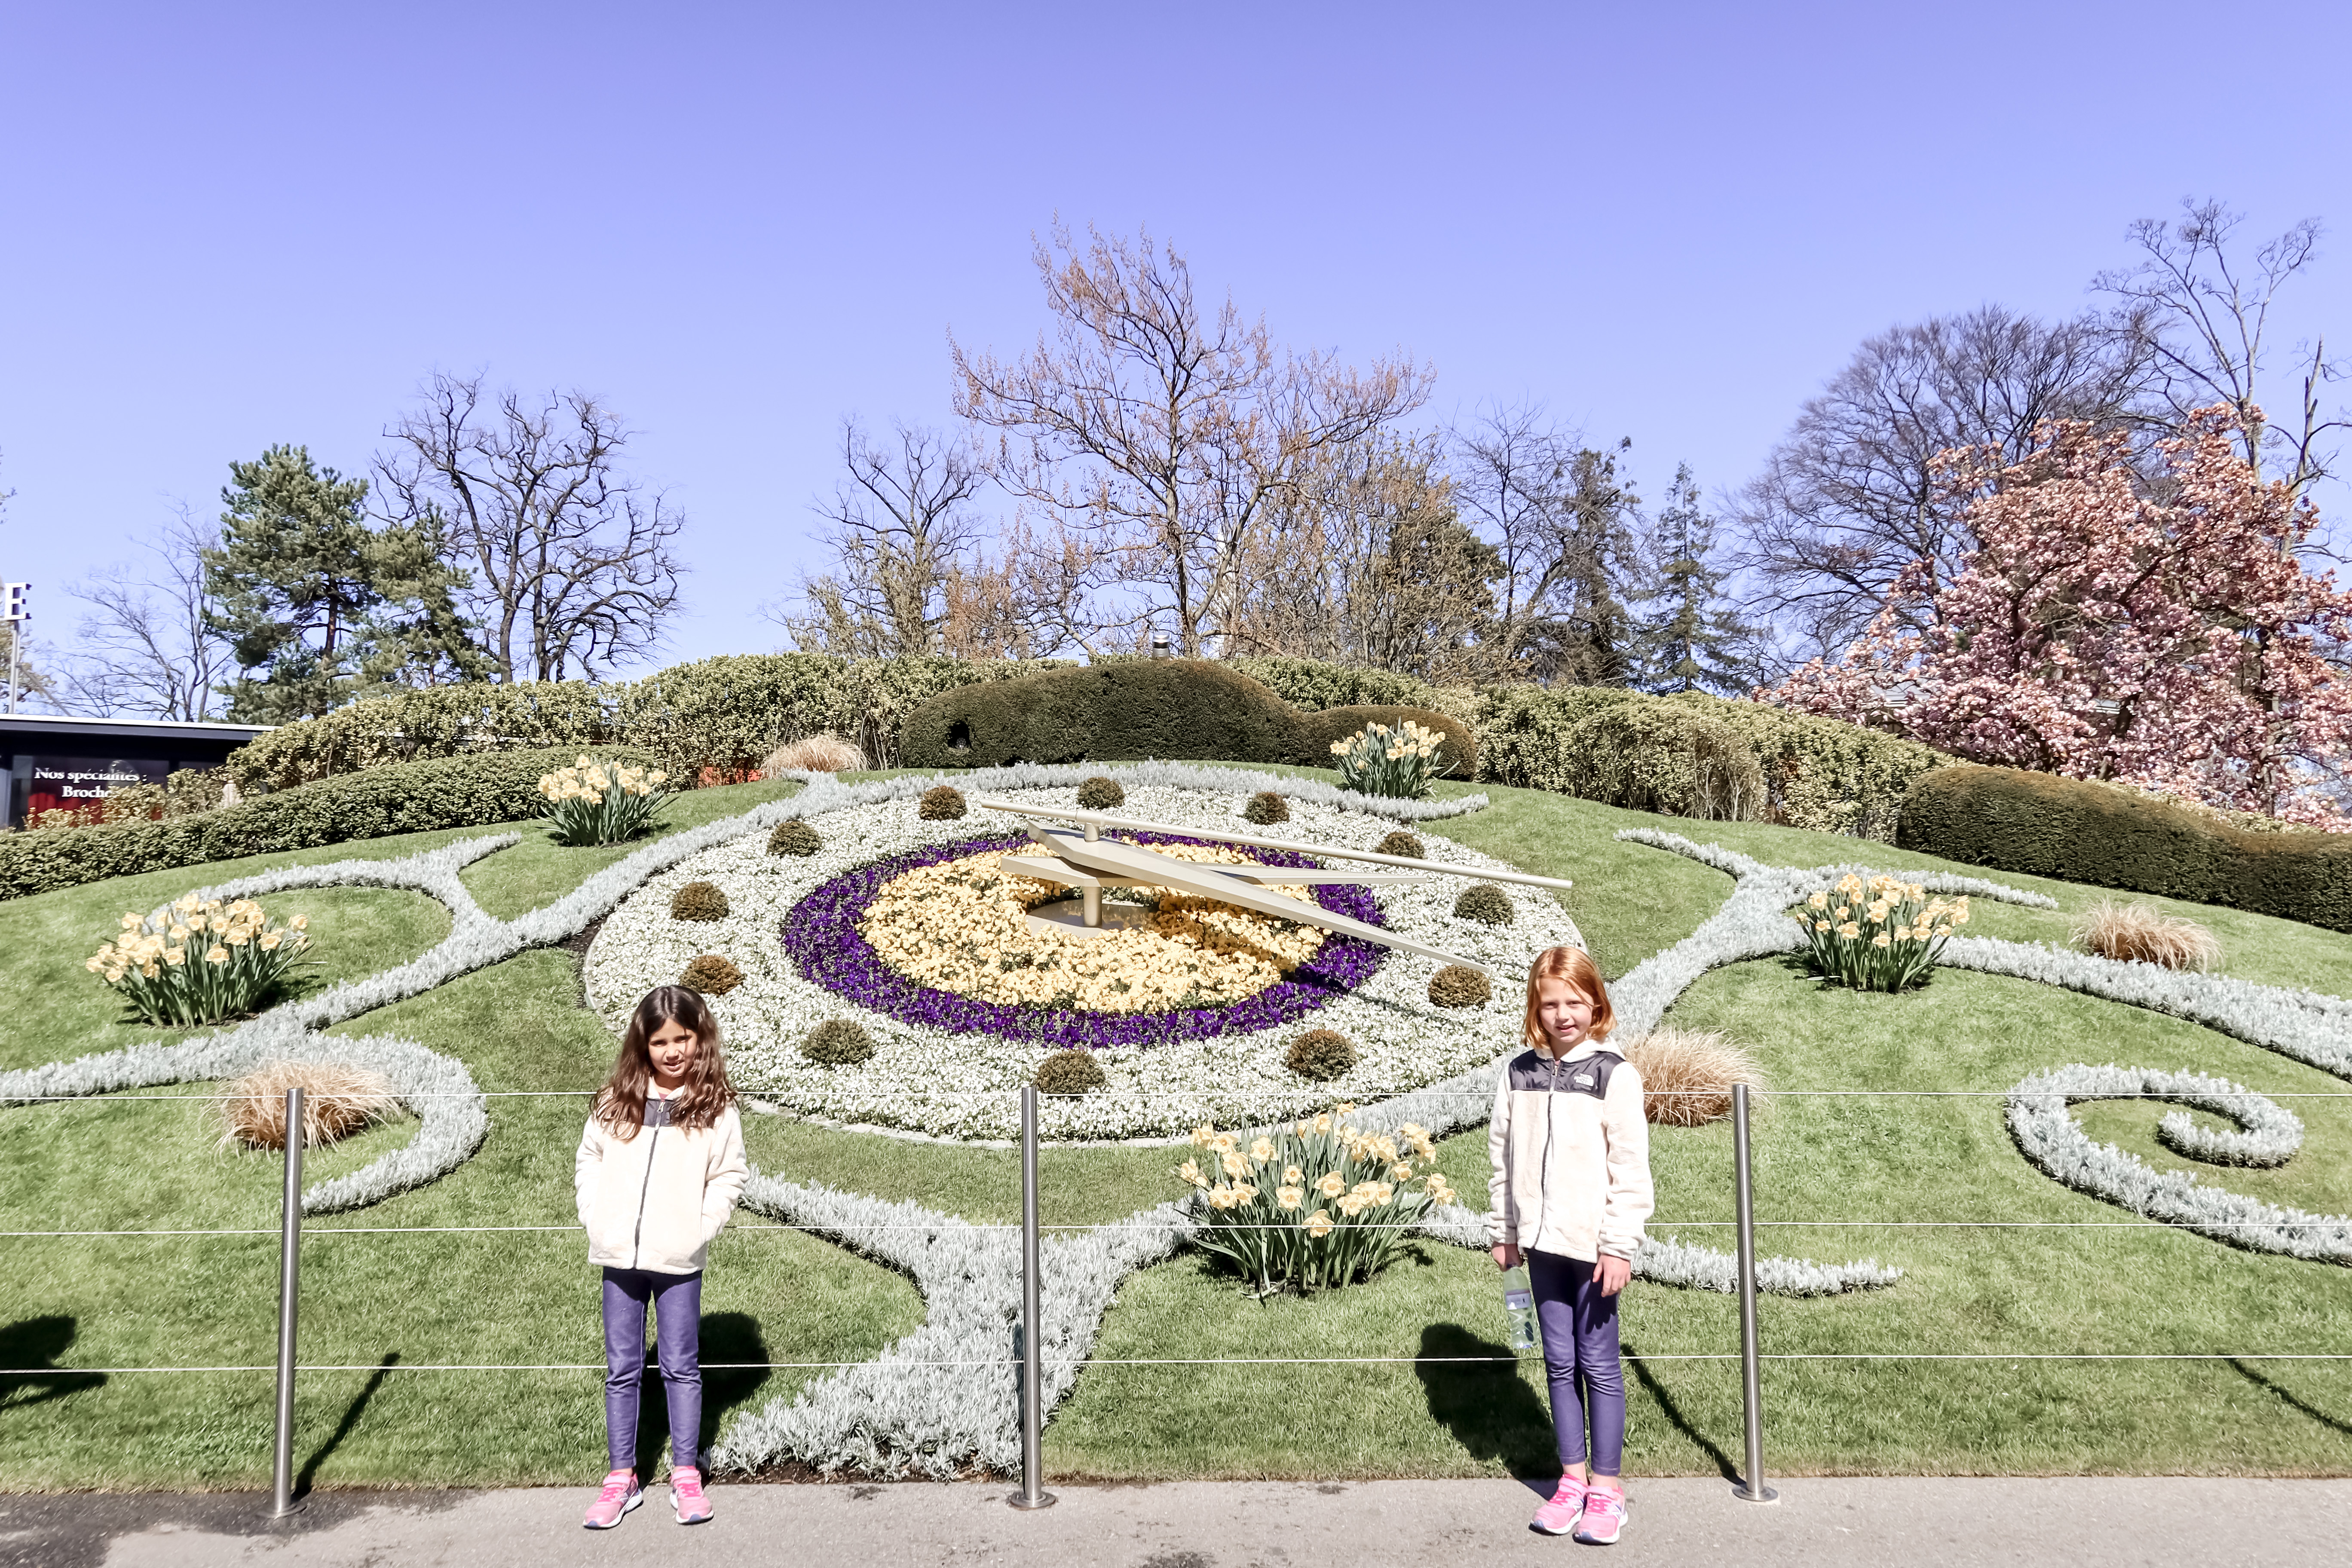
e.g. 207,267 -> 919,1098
629,1123 -> 662,1270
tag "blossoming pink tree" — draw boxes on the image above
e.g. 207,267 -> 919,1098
1766,407 -> 2352,825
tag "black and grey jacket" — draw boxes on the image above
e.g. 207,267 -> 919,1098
1485,1039 -> 1653,1261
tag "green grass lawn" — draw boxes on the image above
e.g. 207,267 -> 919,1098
6,767 -> 2352,1488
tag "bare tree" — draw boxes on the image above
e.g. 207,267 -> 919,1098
2095,197 -> 2344,502
1729,305 -> 2150,669
64,505 -> 232,719
376,374 -> 686,682
953,222 -> 1428,657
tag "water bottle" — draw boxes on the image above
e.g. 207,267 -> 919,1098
1501,1263 -> 1539,1353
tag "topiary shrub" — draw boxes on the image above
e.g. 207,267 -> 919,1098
1429,965 -> 1491,1008
898,659 -> 1304,770
1297,704 -> 1477,781
1076,775 -> 1126,811
1284,1027 -> 1357,1082
1555,703 -> 1765,822
1454,883 -> 1514,927
671,881 -> 730,922
680,954 -> 745,995
800,1018 -> 876,1066
768,819 -> 821,857
1034,1048 -> 1106,1095
1376,830 -> 1426,860
1243,790 -> 1290,826
918,784 -> 968,821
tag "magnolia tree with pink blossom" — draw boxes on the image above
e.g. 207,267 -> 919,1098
1766,407 -> 2352,827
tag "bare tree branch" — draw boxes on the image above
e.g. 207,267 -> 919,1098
64,504 -> 232,720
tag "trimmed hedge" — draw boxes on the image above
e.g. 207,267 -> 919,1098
1898,764 -> 2352,932
0,747 -> 658,902
1558,703 -> 1764,821
899,661 -> 1308,770
1296,705 -> 1477,781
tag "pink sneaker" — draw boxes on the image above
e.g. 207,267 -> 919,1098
1531,1476 -> 1586,1535
582,1469 -> 642,1529
1574,1485 -> 1626,1544
670,1466 -> 712,1525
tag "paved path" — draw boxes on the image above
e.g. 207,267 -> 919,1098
5,1476 -> 2349,1568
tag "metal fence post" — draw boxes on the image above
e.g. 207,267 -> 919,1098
1730,1082 -> 1778,1504
270,1086 -> 306,1518
1008,1084 -> 1055,1510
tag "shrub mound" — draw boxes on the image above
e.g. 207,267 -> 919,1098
1297,705 -> 1476,781
2071,900 -> 2221,971
671,882 -> 730,922
1429,965 -> 1491,1008
1453,883 -> 1513,927
1076,775 -> 1126,811
1621,1029 -> 1764,1127
222,1060 -> 401,1150
1243,790 -> 1290,826
0,747 -> 662,903
918,784 -> 968,821
1375,830 -> 1426,860
680,954 -> 746,995
1284,1027 -> 1357,1082
1034,1048 -> 1107,1095
768,819 -> 821,857
1898,764 -> 2352,933
1558,703 -> 1764,822
800,1018 -> 876,1066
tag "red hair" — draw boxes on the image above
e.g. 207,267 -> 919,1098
1522,945 -> 1614,1052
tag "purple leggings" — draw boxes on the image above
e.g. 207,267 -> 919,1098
1528,1250 -> 1626,1475
602,1267 -> 703,1473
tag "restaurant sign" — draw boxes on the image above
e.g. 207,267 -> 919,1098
22,756 -> 171,821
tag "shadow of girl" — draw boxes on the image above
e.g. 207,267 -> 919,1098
0,1316 -> 107,1411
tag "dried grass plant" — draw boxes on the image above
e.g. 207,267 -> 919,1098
2071,900 -> 2221,971
222,1059 -> 403,1151
1621,1029 -> 1767,1127
763,734 -> 867,776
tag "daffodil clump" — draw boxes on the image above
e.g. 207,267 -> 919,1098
537,756 -> 670,847
1178,1109 -> 1455,1295
1791,873 -> 1968,992
1329,720 -> 1446,800
88,895 -> 314,1026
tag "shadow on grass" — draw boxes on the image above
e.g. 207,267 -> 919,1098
2228,1356 -> 2352,1438
1625,1347 -> 1739,1481
1414,1323 -> 1557,1492
0,1316 -> 106,1411
633,1311 -> 772,1474
298,1351 -> 401,1495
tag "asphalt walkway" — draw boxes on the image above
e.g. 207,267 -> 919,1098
5,1476 -> 2348,1568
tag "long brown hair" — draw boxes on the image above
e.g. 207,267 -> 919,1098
1522,945 -> 1616,1053
596,986 -> 735,1139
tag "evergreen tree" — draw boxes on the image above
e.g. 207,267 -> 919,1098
1630,465 -> 1755,695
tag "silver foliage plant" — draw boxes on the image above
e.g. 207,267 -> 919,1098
1412,1203 -> 1900,1296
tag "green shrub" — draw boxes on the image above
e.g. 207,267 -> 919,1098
1898,765 -> 2352,933
898,660 -> 1306,771
671,882 -> 729,922
680,954 -> 745,995
767,819 -> 821,857
1376,830 -> 1425,860
1429,965 -> 1491,1008
0,747 -> 662,903
1298,705 -> 1477,781
918,784 -> 968,821
800,1019 -> 876,1066
1076,775 -> 1126,811
1243,790 -> 1290,826
1453,883 -> 1514,927
1558,703 -> 1765,822
1225,657 -> 1440,714
1034,1048 -> 1107,1095
1284,1027 -> 1357,1082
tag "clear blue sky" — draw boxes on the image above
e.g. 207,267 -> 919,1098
3,1 -> 2346,671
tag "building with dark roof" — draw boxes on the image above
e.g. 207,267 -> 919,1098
0,714 -> 272,827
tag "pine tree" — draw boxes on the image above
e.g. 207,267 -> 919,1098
1630,465 -> 1754,695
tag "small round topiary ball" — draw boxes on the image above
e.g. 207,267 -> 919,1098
1285,1027 -> 1357,1082
1429,964 -> 1492,1009
768,819 -> 820,858
800,1018 -> 876,1066
919,784 -> 968,821
1076,775 -> 1126,811
1376,830 -> 1426,860
1454,882 -> 1514,927
680,954 -> 744,995
671,881 -> 729,922
1034,1048 -> 1106,1095
1243,790 -> 1290,826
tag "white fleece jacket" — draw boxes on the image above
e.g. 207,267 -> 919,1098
575,1096 -> 749,1275
1486,1038 -> 1653,1262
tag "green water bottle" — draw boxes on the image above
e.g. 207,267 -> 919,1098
1501,1263 -> 1539,1353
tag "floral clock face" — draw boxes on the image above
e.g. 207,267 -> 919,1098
583,784 -> 1584,1142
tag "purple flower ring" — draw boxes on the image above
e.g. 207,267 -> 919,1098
781,832 -> 1388,1050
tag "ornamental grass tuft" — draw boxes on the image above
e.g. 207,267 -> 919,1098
1177,1110 -> 1453,1295
1284,1027 -> 1357,1082
1076,775 -> 1126,811
761,733 -> 865,775
1621,1028 -> 1765,1126
1453,882 -> 1513,927
799,1018 -> 876,1066
2071,899 -> 2221,971
536,755 -> 670,847
221,1059 -> 402,1151
918,784 -> 968,821
767,819 -> 821,858
1243,790 -> 1290,825
89,893 -> 315,1026
1791,872 -> 1966,992
1428,964 -> 1491,1008
1376,830 -> 1426,860
1330,719 -> 1446,799
680,953 -> 745,995
671,881 -> 730,922
1034,1048 -> 1107,1095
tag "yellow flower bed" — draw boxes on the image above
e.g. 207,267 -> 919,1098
858,845 -> 1327,1012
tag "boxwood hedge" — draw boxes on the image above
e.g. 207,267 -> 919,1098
899,661 -> 1317,770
